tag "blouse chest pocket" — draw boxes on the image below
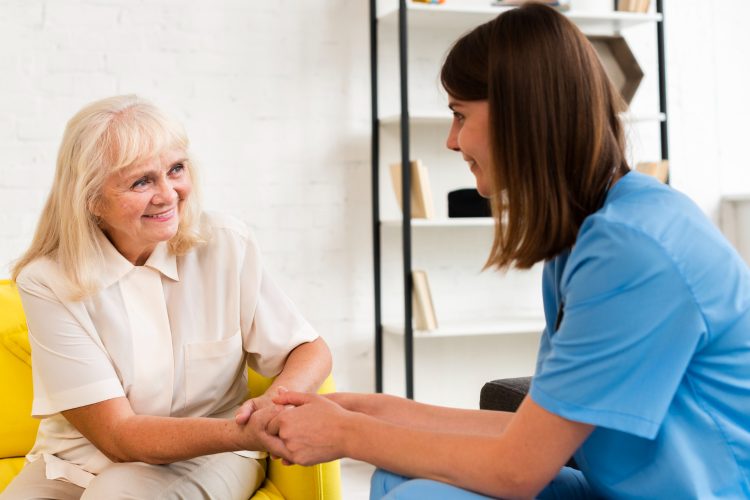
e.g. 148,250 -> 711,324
184,330 -> 245,414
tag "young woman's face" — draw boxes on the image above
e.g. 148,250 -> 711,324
95,148 -> 192,265
446,98 -> 491,197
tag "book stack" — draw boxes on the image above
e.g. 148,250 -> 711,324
617,0 -> 651,12
389,160 -> 435,219
412,270 -> 438,331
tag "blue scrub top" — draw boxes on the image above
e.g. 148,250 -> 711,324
530,171 -> 750,498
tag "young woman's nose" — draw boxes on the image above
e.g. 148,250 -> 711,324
446,122 -> 461,152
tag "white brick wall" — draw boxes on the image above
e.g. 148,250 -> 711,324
2,0 -> 750,397
0,0 -> 374,393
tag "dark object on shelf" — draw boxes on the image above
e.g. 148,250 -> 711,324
448,188 -> 492,218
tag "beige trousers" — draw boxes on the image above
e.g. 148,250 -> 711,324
0,453 -> 265,500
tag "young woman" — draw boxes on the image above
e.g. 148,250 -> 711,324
244,4 -> 750,498
2,95 -> 331,499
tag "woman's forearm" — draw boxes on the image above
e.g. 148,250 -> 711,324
63,397 -> 269,465
234,337 -> 332,425
111,414 -> 264,464
333,397 -> 592,499
335,392 -> 513,435
341,413 -> 531,499
268,336 -> 331,393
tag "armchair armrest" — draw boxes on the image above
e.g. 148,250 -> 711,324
479,377 -> 531,413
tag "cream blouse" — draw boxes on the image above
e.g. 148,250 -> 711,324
16,212 -> 318,487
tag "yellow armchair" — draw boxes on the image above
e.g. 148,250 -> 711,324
0,279 -> 341,500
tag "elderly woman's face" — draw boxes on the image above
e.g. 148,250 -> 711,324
95,148 -> 192,265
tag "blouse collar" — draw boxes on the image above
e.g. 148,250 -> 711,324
95,229 -> 180,288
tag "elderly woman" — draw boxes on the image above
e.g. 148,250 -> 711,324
2,95 -> 331,499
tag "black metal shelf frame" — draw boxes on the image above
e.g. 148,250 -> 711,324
370,1 -> 669,398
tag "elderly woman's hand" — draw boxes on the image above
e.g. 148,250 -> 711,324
235,387 -> 287,425
239,403 -> 289,455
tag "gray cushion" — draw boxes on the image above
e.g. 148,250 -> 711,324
480,377 -> 531,412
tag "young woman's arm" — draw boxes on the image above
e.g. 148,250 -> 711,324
259,391 -> 592,499
324,392 -> 514,435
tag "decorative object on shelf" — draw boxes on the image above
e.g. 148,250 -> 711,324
448,188 -> 492,218
389,160 -> 435,219
491,0 -> 571,11
617,0 -> 651,13
587,35 -> 644,105
636,160 -> 668,183
412,270 -> 438,331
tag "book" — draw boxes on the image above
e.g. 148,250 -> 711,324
617,0 -> 651,13
389,160 -> 435,219
412,270 -> 438,331
636,160 -> 668,183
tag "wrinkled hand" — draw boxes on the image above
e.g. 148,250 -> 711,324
266,391 -> 351,466
235,386 -> 287,425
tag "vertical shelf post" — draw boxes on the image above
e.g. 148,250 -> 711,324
656,0 -> 669,173
398,0 -> 414,399
369,0 -> 383,393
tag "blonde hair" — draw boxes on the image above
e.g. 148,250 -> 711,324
12,95 -> 205,299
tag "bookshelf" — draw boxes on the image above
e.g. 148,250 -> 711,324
369,0 -> 669,403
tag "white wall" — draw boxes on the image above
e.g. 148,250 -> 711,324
1,0 -> 749,397
0,0 -> 374,393
666,1 -> 750,217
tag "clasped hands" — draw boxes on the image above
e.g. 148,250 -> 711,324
234,388 -> 349,466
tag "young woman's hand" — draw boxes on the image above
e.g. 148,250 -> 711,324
264,391 -> 355,466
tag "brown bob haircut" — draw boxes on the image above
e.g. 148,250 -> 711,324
441,3 -> 629,270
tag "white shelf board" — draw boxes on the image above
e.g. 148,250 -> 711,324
383,317 -> 545,339
378,3 -> 662,34
722,194 -> 750,203
381,217 -> 494,228
623,112 -> 667,124
380,111 -> 666,126
380,111 -> 452,126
